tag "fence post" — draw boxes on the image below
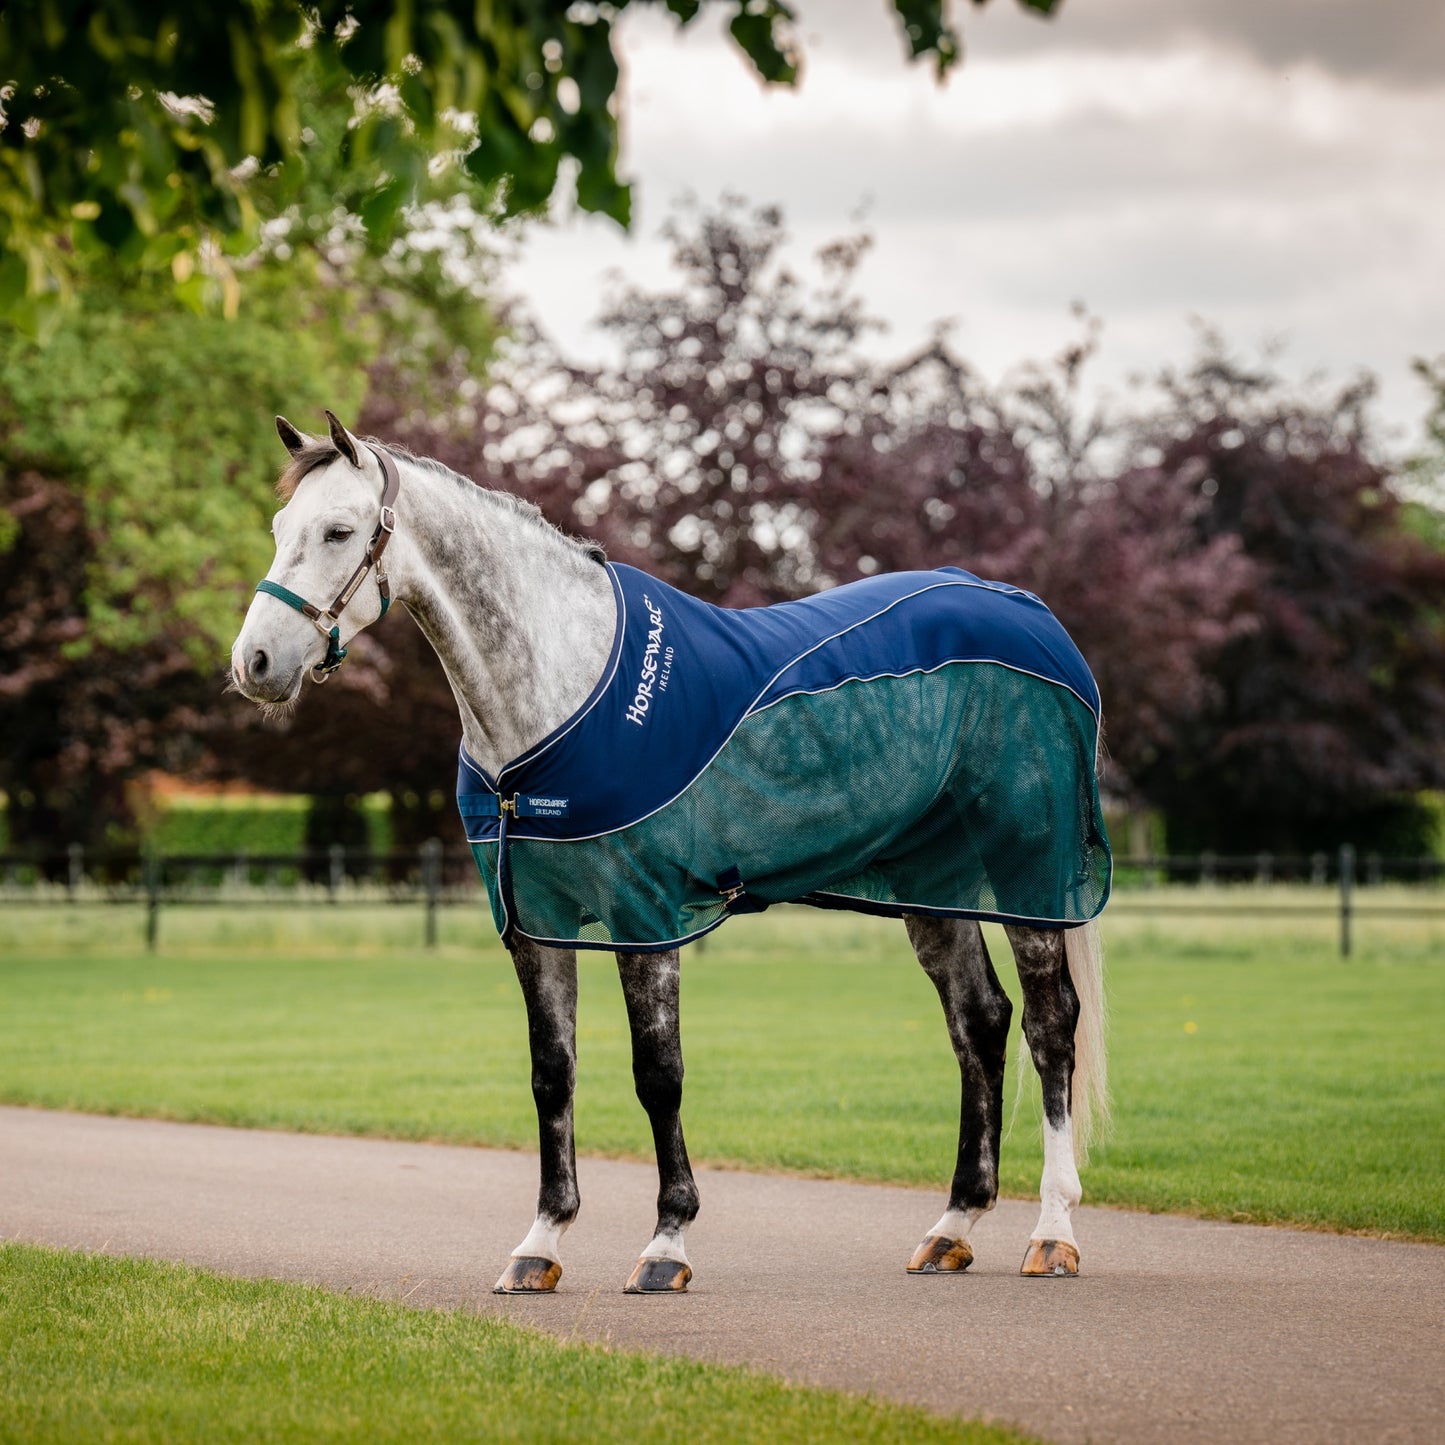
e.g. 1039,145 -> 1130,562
1339,843 -> 1355,959
67,841 -> 84,900
144,848 -> 161,952
328,843 -> 345,902
422,838 -> 442,949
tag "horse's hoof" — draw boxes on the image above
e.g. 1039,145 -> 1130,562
623,1257 -> 692,1293
906,1234 -> 974,1274
493,1256 -> 562,1293
1020,1239 -> 1080,1277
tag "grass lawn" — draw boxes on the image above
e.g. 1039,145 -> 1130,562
0,1242 -> 1027,1445
1,893 -> 1442,1241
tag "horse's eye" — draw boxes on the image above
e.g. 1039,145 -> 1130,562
325,525 -> 354,544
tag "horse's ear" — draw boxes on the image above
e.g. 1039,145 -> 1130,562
324,410 -> 361,469
276,416 -> 307,456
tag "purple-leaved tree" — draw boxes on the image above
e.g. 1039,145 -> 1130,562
222,205 -> 1443,857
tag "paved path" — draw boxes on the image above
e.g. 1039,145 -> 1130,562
3,1107 -> 1441,1444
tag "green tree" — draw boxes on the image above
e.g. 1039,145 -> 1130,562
0,0 -> 1057,329
0,72 -> 503,850
0,266 -> 364,850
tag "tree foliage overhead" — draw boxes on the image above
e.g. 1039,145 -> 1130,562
0,0 -> 1057,328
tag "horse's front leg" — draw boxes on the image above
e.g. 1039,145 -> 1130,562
615,948 -> 699,1293
1005,924 -> 1084,1277
495,936 -> 579,1294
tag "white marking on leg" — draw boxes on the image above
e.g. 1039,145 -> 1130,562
639,1228 -> 690,1266
1031,1119 -> 1082,1245
927,1204 -> 989,1243
512,1215 -> 569,1264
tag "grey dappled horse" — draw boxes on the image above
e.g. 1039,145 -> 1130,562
230,412 -> 1108,1294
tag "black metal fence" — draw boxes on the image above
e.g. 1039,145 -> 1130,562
2,842 -> 1441,956
0,841 -> 475,951
1106,845 -> 1444,956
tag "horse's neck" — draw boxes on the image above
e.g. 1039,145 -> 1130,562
387,464 -> 616,778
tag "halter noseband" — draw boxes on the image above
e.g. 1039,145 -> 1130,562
254,443 -> 401,683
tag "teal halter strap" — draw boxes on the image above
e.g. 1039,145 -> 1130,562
253,443 -> 400,682
255,579 -> 315,614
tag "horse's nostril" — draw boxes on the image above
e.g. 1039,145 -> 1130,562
251,648 -> 269,680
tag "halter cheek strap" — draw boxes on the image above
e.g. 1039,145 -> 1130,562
254,444 -> 401,683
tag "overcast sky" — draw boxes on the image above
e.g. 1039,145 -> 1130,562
504,0 -> 1445,450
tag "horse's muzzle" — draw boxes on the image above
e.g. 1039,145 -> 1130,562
231,644 -> 304,705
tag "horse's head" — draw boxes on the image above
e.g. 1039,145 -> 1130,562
230,411 -> 398,708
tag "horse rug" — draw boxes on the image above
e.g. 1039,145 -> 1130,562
457,563 -> 1112,952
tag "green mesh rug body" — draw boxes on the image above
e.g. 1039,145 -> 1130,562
458,564 -> 1111,952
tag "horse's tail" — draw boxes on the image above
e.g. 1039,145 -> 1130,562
1065,917 -> 1109,1163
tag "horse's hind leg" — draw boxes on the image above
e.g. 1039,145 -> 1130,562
615,948 -> 700,1292
904,915 -> 1013,1274
1005,924 -> 1082,1277
495,937 -> 579,1294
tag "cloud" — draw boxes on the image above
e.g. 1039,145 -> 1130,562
506,3 -> 1445,444
791,0 -> 1445,89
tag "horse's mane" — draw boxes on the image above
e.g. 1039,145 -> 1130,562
276,438 -> 606,565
